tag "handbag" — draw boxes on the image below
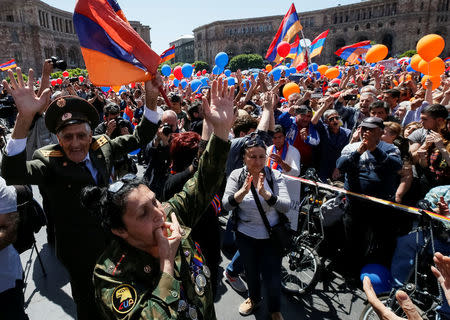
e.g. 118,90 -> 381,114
250,183 -> 292,255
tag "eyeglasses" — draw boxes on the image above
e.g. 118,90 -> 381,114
327,116 -> 341,122
108,173 -> 137,194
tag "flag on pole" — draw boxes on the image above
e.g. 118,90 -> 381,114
265,3 -> 302,63
292,45 -> 307,68
160,45 -> 175,64
73,0 -> 161,86
334,41 -> 372,64
309,30 -> 329,59
0,59 -> 17,71
286,35 -> 300,59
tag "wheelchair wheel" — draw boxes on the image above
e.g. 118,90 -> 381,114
281,244 -> 321,295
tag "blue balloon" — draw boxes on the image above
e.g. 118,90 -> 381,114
215,52 -> 229,68
161,64 -> 171,77
173,79 -> 180,87
281,67 -> 290,77
313,71 -> 321,79
354,65 -> 359,70
286,63 -> 291,68
180,79 -> 187,89
227,77 -> 236,86
212,65 -> 223,75
200,77 -> 208,87
190,79 -> 202,92
360,264 -> 392,294
406,65 -> 414,72
181,63 -> 193,78
308,63 -> 319,72
371,63 -> 377,67
101,86 -> 110,93
224,69 -> 231,77
337,71 -> 342,79
289,67 -> 297,75
271,67 -> 282,81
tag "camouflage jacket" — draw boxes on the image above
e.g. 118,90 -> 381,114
93,135 -> 230,319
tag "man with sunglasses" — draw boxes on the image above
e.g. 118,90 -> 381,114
1,67 -> 162,319
337,117 -> 402,275
311,96 -> 351,182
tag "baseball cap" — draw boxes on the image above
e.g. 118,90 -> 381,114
359,117 -> 384,129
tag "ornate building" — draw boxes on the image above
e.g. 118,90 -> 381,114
170,34 -> 195,63
193,0 -> 450,65
0,0 -> 151,75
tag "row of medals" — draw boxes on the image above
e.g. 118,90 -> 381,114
178,264 -> 211,319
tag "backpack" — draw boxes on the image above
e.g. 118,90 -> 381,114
13,185 -> 47,254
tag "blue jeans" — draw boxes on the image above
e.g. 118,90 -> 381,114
391,230 -> 450,319
235,232 -> 282,313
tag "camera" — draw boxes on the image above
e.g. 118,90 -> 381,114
115,118 -> 128,129
50,56 -> 67,71
162,123 -> 173,136
344,94 -> 357,101
69,77 -> 79,83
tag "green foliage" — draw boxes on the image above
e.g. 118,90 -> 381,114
194,61 -> 209,72
336,59 -> 346,66
399,50 -> 417,58
171,62 -> 184,69
228,54 -> 265,72
50,68 -> 87,79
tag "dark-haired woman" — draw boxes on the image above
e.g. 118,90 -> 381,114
82,79 -> 234,319
222,136 -> 290,320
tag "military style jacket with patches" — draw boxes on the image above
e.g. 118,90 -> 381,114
93,135 -> 230,320
1,117 -> 158,268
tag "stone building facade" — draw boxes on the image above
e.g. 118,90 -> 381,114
193,0 -> 450,66
170,35 -> 195,64
0,0 -> 151,76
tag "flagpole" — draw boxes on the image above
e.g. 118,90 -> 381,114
299,29 -> 310,66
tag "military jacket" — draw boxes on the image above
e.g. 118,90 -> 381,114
93,135 -> 230,320
1,117 -> 158,268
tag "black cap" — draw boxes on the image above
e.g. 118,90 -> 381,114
359,116 -> 384,129
103,103 -> 120,115
45,96 -> 99,134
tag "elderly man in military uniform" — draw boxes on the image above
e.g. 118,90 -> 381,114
1,67 -> 162,319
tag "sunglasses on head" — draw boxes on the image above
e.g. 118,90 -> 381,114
108,173 -> 137,194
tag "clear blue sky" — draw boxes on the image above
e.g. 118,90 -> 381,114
41,0 -> 360,54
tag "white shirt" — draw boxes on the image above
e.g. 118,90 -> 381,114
266,143 -> 301,177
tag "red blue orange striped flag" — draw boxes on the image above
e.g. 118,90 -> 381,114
0,59 -> 17,71
73,0 -> 160,86
286,35 -> 300,59
265,3 -> 302,63
160,45 -> 175,64
335,41 -> 371,64
309,30 -> 329,59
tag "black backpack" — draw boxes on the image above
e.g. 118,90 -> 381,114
13,185 -> 47,254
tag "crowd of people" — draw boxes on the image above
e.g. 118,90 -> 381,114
0,56 -> 450,320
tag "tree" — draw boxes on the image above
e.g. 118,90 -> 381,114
399,50 -> 417,58
194,60 -> 209,72
229,54 -> 265,71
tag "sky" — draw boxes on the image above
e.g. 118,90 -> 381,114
41,0 -> 360,55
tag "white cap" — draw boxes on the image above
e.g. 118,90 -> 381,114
0,176 -> 17,214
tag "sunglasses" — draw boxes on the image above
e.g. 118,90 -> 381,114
108,173 -> 137,194
327,116 -> 341,122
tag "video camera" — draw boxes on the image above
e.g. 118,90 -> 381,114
115,118 -> 128,129
162,123 -> 173,136
49,56 -> 67,71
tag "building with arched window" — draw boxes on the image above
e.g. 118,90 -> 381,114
193,0 -> 450,65
0,0 -> 151,75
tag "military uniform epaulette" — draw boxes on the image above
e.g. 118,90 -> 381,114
39,149 -> 63,157
92,135 -> 109,151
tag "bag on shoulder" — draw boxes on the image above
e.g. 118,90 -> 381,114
13,186 -> 47,254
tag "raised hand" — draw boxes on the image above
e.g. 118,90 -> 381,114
201,78 -> 235,140
363,276 -> 423,320
432,252 -> 450,306
2,68 -> 51,119
144,72 -> 163,110
256,172 -> 271,200
234,173 -> 253,203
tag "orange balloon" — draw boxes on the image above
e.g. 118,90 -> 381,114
418,57 -> 445,76
421,75 -> 441,90
365,44 -> 389,63
324,67 -> 340,79
317,65 -> 328,75
417,34 -> 445,62
282,82 -> 300,99
266,64 -> 273,72
410,54 -> 424,72
169,74 -> 175,80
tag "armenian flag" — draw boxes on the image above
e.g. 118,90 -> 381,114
292,45 -> 307,68
265,3 -> 303,63
335,41 -> 372,64
160,45 -> 175,63
0,59 -> 17,71
286,35 -> 300,59
73,0 -> 160,86
445,57 -> 450,63
309,30 -> 329,59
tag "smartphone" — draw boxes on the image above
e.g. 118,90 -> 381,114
344,94 -> 357,100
